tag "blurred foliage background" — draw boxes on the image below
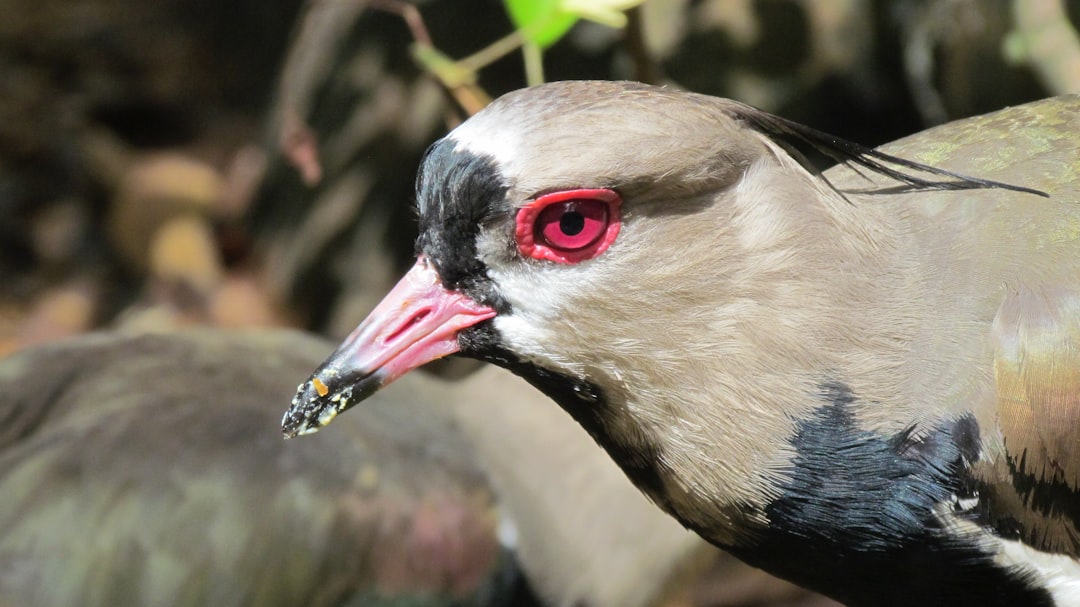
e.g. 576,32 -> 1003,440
2,0 -> 1076,350
0,0 -> 1076,605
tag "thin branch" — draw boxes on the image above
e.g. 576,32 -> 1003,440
458,30 -> 525,73
364,0 -> 433,47
523,42 -> 545,86
624,5 -> 662,84
365,0 -> 493,115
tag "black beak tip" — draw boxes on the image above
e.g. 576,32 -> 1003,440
280,378 -> 331,439
280,371 -> 384,439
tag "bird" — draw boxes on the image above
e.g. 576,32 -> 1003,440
0,330 -> 525,607
281,80 -> 1080,606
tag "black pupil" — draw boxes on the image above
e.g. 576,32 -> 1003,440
560,211 -> 585,236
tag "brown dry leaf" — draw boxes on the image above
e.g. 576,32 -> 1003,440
109,153 -> 225,272
281,109 -> 323,186
148,215 -> 225,298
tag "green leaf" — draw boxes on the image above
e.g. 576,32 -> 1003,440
504,0 -> 579,48
504,0 -> 647,49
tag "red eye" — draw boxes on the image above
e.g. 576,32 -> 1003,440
515,189 -> 622,264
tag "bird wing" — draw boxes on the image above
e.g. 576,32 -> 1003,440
813,94 -> 1080,557
989,285 -> 1080,556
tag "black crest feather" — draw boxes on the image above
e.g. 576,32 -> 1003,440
726,105 -> 1049,199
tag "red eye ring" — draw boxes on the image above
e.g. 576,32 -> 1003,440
515,189 -> 622,264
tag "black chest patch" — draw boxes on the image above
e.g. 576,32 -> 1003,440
726,381 -> 1052,606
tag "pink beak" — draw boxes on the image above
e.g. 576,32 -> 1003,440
282,256 -> 497,437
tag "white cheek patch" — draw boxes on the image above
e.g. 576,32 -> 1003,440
493,264 -> 574,319
486,258 -> 611,377
492,314 -> 559,367
488,266 -> 571,368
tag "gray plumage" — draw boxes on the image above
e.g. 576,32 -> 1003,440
0,331 -> 513,607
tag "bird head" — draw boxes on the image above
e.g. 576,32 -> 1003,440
280,81 -> 882,531
283,81 -> 824,434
